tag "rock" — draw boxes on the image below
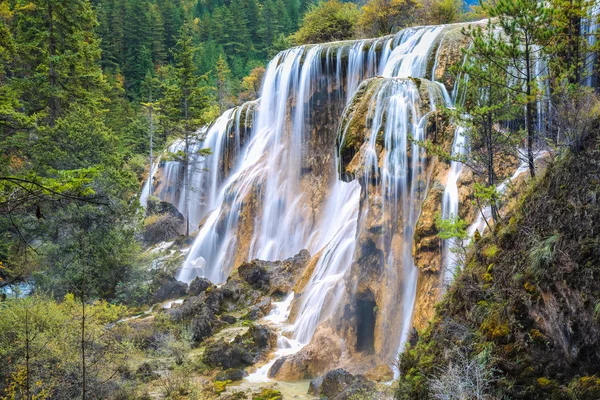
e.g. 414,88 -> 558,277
320,369 -> 356,398
246,297 -> 272,320
268,326 -> 342,381
190,307 -> 215,343
151,276 -> 188,303
144,198 -> 186,244
364,365 -> 393,382
189,277 -> 212,296
238,262 -> 270,291
308,376 -> 324,396
238,250 -> 311,295
146,197 -> 184,219
203,325 -> 276,369
248,324 -> 277,351
215,368 -> 247,382
143,214 -> 184,244
203,340 -> 253,370
220,314 -> 237,325
312,369 -> 377,400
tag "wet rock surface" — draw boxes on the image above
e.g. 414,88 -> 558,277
268,326 -> 342,381
238,249 -> 311,295
167,250 -> 310,346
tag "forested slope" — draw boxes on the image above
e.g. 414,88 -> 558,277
397,131 -> 600,399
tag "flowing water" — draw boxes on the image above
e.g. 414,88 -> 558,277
146,23 -> 485,376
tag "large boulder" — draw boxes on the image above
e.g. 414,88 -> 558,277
146,196 -> 184,219
203,340 -> 253,370
238,249 -> 311,295
189,277 -> 212,296
309,369 -> 376,400
268,326 -> 342,381
203,324 -> 276,369
144,197 -> 186,244
151,275 -> 188,303
214,368 -> 247,382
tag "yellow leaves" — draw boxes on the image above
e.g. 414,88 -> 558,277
15,2 -> 37,13
0,2 -> 14,21
524,281 -> 536,294
0,366 -> 53,400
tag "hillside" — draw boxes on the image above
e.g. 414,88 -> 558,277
397,131 -> 600,399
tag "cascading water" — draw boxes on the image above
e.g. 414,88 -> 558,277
179,27 -> 447,285
148,23 -> 481,375
147,106 -> 253,232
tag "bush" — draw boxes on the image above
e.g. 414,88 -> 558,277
292,0 -> 360,45
429,348 -> 495,400
357,0 -> 420,37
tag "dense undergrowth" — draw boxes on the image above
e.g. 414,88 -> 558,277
397,131 -> 600,399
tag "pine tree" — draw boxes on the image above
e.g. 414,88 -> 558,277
215,54 -> 231,114
12,0 -> 107,126
123,0 -> 152,96
455,23 -> 521,224
466,0 -> 557,178
163,22 -> 213,237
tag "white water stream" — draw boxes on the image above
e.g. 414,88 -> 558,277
143,22 -> 547,380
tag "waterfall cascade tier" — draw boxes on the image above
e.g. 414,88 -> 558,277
144,21 -> 516,373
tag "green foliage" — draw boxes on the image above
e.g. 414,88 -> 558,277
252,388 -> 283,400
0,295 -> 129,399
292,0 -> 360,45
357,0 -> 420,37
436,214 -> 468,241
527,234 -> 559,278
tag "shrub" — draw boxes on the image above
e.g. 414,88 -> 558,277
429,348 -> 495,400
292,0 -> 360,45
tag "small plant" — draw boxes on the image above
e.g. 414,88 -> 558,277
429,347 -> 496,400
159,370 -> 195,399
527,234 -> 559,279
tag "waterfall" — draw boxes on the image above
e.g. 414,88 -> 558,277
150,23 -> 474,371
180,26 -> 446,284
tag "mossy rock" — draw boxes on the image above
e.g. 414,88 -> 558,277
252,388 -> 283,400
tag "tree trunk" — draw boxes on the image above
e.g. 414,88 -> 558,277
48,4 -> 57,127
25,309 -> 30,400
81,265 -> 87,400
525,40 -> 536,178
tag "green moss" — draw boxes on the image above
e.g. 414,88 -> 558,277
536,377 -> 554,388
524,281 -> 536,294
483,244 -> 500,258
529,329 -> 547,343
252,388 -> 283,400
214,380 -> 232,394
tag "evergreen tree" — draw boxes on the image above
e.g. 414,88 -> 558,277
216,54 -> 232,114
123,0 -> 152,96
466,0 -> 557,178
162,22 -> 213,237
